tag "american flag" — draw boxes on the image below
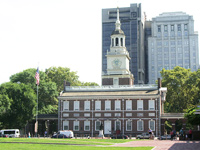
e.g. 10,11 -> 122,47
35,67 -> 40,85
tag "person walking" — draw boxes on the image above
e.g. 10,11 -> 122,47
188,128 -> 192,140
173,129 -> 176,140
170,130 -> 174,140
148,128 -> 152,139
179,128 -> 184,140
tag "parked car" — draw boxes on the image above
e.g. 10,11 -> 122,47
136,133 -> 150,139
159,135 -> 171,140
111,134 -> 129,139
57,130 -> 74,138
51,134 -> 69,138
51,130 -> 74,139
0,133 -> 8,138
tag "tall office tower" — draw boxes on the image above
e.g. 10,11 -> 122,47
102,3 -> 145,84
144,19 -> 152,84
148,12 -> 199,84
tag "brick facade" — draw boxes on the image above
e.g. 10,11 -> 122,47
58,85 -> 167,137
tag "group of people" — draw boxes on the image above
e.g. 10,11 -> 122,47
171,128 -> 193,140
148,127 -> 193,140
170,129 -> 177,140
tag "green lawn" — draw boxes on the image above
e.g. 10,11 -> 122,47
0,138 -> 153,150
0,138 -> 130,145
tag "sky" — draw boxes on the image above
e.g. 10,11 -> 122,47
0,0 -> 200,85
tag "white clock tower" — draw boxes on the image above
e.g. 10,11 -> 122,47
102,8 -> 134,86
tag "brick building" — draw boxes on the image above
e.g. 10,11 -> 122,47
58,82 -> 167,137
57,9 -> 167,137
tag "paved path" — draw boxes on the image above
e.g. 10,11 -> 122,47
112,140 -> 200,150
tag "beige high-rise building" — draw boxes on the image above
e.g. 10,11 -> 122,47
148,12 -> 199,84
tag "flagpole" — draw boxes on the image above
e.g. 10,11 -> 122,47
35,67 -> 39,137
36,83 -> 38,137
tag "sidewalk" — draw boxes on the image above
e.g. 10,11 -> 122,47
112,140 -> 200,150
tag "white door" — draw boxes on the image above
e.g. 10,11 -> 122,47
104,121 -> 111,134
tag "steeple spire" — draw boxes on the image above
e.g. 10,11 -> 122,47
115,7 -> 121,30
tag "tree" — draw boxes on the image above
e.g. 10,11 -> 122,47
160,66 -> 198,113
0,94 -> 12,128
184,107 -> 200,128
9,67 -> 99,114
0,82 -> 36,129
45,67 -> 81,92
81,82 -> 99,86
10,68 -> 58,114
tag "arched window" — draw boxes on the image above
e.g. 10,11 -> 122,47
116,38 -> 119,46
112,38 -> 114,47
121,38 -> 123,46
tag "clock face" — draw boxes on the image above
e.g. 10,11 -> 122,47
112,59 -> 122,69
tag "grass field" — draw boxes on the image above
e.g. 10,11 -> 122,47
0,138 -> 153,150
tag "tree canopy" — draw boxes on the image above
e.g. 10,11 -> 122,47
0,66 -> 99,129
45,67 -> 81,92
0,82 -> 36,129
184,107 -> 200,126
161,66 -> 200,113
10,68 -> 58,114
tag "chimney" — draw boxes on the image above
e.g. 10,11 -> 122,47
66,82 -> 70,86
158,78 -> 162,88
63,80 -> 66,91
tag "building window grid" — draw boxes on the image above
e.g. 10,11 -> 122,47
137,100 -> 143,110
63,121 -> 69,130
126,100 -> 132,110
149,100 -> 155,110
171,25 -> 174,31
84,121 -> 90,131
73,121 -> 79,131
74,113 -> 80,117
95,121 -> 101,131
158,25 -> 161,32
84,113 -> 90,117
115,113 -> 121,117
115,121 -> 121,131
63,101 -> 69,111
63,113 -> 69,117
104,113 -> 111,117
126,113 -> 132,117
137,120 -> 144,131
95,101 -> 101,110
149,113 -> 155,117
164,25 -> 168,32
137,113 -> 144,117
84,101 -> 90,111
115,100 -> 121,110
105,100 -> 111,110
74,101 -> 79,111
95,113 -> 101,117
149,120 -> 155,131
177,24 -> 181,31
126,121 -> 132,131
184,24 -> 188,31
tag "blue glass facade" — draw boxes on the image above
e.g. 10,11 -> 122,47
102,4 -> 144,84
144,21 -> 152,83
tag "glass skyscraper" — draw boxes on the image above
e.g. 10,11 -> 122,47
102,3 -> 145,84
